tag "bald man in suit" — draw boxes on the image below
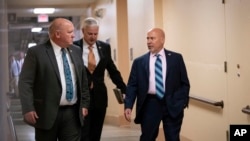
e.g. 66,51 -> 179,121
124,28 -> 190,141
19,18 -> 90,141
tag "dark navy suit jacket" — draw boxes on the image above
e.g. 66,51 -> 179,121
125,49 -> 190,123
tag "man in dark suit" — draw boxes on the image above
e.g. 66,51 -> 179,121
124,28 -> 190,141
74,17 -> 126,141
19,18 -> 90,141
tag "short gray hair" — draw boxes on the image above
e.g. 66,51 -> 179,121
81,17 -> 99,29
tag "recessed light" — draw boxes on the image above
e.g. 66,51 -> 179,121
31,27 -> 42,32
33,8 -> 55,14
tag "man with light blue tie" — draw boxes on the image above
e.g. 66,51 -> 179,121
124,28 -> 190,141
19,18 -> 90,141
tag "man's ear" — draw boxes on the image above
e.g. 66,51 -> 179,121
55,30 -> 60,38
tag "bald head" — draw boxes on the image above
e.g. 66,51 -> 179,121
49,18 -> 72,35
48,18 -> 75,48
148,28 -> 165,39
147,28 -> 165,54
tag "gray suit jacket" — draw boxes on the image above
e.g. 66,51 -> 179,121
19,40 -> 90,129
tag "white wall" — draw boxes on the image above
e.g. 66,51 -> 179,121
162,0 -> 250,140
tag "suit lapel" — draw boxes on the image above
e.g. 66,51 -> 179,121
96,41 -> 104,60
46,41 -> 61,81
144,53 -> 150,88
164,49 -> 172,82
145,53 -> 150,78
90,41 -> 103,74
67,47 -> 80,79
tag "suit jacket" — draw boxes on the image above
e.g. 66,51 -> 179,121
125,49 -> 190,124
73,39 -> 126,109
19,40 -> 90,129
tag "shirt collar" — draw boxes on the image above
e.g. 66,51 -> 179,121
50,39 -> 63,55
82,39 -> 96,49
150,48 -> 165,57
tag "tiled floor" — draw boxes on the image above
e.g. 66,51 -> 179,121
9,95 -> 140,141
101,125 -> 140,141
14,124 -> 140,141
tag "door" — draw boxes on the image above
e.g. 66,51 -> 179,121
226,0 -> 250,125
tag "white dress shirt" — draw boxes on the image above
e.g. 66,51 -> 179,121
51,40 -> 77,105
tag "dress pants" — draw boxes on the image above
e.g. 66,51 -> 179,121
140,95 -> 183,141
35,105 -> 81,141
81,89 -> 106,141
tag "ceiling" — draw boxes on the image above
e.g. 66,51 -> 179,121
7,0 -> 96,17
7,0 -> 96,52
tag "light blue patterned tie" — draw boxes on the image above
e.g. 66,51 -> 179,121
62,48 -> 73,101
155,54 -> 164,99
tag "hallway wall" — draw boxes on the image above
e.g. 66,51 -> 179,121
162,0 -> 250,140
0,0 -> 11,140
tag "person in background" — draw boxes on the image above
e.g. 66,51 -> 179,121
124,28 -> 190,141
74,17 -> 126,141
17,51 -> 25,71
9,54 -> 20,97
19,18 -> 90,141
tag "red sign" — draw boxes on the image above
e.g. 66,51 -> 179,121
38,14 -> 48,22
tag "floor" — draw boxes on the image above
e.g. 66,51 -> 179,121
14,124 -> 191,141
15,124 -> 140,141
8,95 -> 140,141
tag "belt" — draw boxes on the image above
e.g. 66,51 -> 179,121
59,104 -> 76,109
147,94 -> 157,98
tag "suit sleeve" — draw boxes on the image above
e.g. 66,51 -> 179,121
105,44 -> 127,94
80,62 -> 90,109
124,60 -> 138,109
178,55 -> 190,107
18,48 -> 36,115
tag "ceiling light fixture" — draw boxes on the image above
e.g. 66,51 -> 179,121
31,27 -> 42,32
28,43 -> 37,48
33,8 -> 55,14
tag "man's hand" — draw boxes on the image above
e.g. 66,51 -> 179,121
124,108 -> 132,122
24,111 -> 39,125
122,94 -> 126,100
82,108 -> 88,117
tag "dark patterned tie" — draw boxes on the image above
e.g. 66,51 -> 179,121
62,48 -> 73,101
155,54 -> 164,99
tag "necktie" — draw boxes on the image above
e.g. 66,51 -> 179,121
88,46 -> 96,73
62,48 -> 73,101
155,54 -> 165,99
88,46 -> 96,89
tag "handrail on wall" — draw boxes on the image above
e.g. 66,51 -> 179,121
242,105 -> 250,115
7,114 -> 18,141
189,94 -> 224,109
